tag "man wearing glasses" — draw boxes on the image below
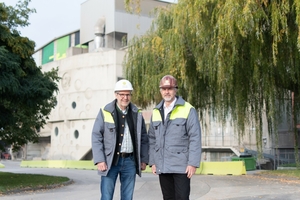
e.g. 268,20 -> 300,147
92,79 -> 149,200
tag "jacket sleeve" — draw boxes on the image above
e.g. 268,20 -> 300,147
91,108 -> 105,165
186,107 -> 202,167
140,117 -> 149,164
148,116 -> 155,166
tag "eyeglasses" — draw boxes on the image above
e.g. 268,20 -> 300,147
117,93 -> 132,98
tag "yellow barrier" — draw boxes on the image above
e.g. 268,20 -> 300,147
20,161 -> 246,175
144,166 -> 152,173
0,162 -> 5,168
21,160 -> 97,170
65,160 -> 96,170
195,162 -> 203,174
21,160 -> 49,168
197,161 -> 246,175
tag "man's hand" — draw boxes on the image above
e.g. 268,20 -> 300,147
185,165 -> 196,178
97,162 -> 107,172
141,162 -> 146,170
151,165 -> 157,175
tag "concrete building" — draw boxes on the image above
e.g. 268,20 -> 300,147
25,0 -> 298,168
26,0 -> 171,161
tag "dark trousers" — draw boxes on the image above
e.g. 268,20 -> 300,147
159,173 -> 190,200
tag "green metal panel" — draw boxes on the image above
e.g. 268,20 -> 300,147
56,36 -> 70,60
42,42 -> 54,64
232,157 -> 256,171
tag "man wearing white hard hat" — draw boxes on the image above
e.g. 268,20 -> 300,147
92,79 -> 149,200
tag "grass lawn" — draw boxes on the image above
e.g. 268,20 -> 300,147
261,169 -> 300,178
0,171 -> 70,195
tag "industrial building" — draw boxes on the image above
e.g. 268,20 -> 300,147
21,0 -> 298,169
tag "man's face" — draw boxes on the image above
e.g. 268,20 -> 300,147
160,87 -> 177,103
115,90 -> 132,110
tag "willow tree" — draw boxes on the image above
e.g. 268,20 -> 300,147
124,0 -> 300,164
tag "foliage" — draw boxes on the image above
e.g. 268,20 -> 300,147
0,171 -> 69,194
124,0 -> 141,14
124,0 -> 300,162
0,0 -> 60,151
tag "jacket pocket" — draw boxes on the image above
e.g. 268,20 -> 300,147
153,121 -> 161,130
169,146 -> 188,154
104,123 -> 115,153
106,123 -> 115,132
169,119 -> 188,140
171,118 -> 186,129
166,146 -> 189,164
152,121 -> 161,138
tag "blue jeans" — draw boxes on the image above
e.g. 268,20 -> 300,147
100,155 -> 136,200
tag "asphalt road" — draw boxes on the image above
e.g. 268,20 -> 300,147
1,160 -> 300,200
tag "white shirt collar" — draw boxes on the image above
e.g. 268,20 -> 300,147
164,97 -> 177,109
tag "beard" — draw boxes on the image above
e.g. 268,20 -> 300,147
163,96 -> 173,102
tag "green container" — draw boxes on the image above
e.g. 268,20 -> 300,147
232,156 -> 256,171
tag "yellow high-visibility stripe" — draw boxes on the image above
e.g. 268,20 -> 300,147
152,102 -> 193,121
170,102 -> 193,119
102,108 -> 114,123
152,109 -> 162,122
101,107 -> 141,123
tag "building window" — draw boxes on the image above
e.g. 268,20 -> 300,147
74,130 -> 79,139
75,31 -> 80,46
55,127 -> 59,136
72,102 -> 76,109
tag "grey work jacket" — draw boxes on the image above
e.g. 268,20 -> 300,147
91,100 -> 149,176
148,96 -> 202,174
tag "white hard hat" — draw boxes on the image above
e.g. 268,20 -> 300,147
114,79 -> 133,92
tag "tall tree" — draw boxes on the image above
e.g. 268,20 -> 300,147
0,0 -> 59,151
125,0 -> 300,164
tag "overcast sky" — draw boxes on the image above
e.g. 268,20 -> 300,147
2,0 -> 177,50
2,0 -> 86,49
